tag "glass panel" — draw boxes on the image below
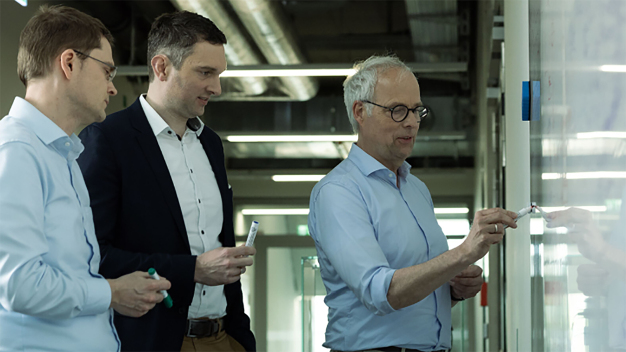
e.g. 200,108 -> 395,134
267,248 -> 318,351
235,211 -> 310,236
301,256 -> 329,352
529,1 -> 626,351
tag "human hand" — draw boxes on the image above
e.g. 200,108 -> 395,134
546,208 -> 607,262
460,208 -> 517,263
450,265 -> 484,300
195,245 -> 256,286
577,264 -> 609,296
108,271 -> 171,318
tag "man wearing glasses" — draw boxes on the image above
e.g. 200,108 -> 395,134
308,55 -> 517,352
0,5 -> 170,352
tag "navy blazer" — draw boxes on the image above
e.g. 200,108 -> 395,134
77,98 -> 255,352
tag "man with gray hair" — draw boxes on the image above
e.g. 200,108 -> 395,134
308,55 -> 518,352
78,10 -> 255,352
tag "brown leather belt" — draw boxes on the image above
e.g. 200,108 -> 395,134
333,348 -> 448,352
185,317 -> 224,338
376,348 -> 448,352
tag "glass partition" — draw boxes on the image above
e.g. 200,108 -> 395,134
528,1 -> 626,351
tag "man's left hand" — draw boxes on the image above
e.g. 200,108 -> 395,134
449,265 -> 483,300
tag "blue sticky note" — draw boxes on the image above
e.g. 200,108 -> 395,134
522,81 -> 530,121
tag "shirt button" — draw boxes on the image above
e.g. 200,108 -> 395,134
65,142 -> 70,147
389,173 -> 393,178
198,199 -> 201,204
168,131 -> 172,135
190,169 -> 193,173
203,290 -> 206,296
201,230 -> 205,235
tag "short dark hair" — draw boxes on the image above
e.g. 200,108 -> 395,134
147,11 -> 227,82
17,5 -> 114,87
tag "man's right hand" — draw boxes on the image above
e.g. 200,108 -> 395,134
460,208 -> 518,263
107,271 -> 171,318
195,245 -> 256,286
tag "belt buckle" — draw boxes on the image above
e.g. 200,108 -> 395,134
186,319 -> 198,338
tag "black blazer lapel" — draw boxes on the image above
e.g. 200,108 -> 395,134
127,99 -> 190,252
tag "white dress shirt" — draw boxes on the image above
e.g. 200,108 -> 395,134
140,95 -> 227,319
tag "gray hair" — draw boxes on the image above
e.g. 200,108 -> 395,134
343,55 -> 413,133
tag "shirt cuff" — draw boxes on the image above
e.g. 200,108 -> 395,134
80,277 -> 113,316
373,267 -> 397,315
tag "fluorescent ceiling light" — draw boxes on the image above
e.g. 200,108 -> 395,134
577,131 -> 626,139
542,173 -> 561,180
14,0 -> 26,6
227,135 -> 358,143
437,219 -> 470,236
541,206 -> 607,212
241,208 -> 309,215
542,171 -> 626,179
272,175 -> 325,182
600,65 -> 626,72
221,69 -> 356,78
434,207 -> 470,214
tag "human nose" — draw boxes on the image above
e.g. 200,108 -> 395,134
402,109 -> 419,128
108,81 -> 118,96
208,77 -> 222,97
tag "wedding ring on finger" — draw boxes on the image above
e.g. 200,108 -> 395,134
494,224 -> 499,233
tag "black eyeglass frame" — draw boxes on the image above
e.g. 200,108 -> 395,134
73,49 -> 117,82
362,100 -> 428,123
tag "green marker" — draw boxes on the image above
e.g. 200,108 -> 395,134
148,268 -> 173,308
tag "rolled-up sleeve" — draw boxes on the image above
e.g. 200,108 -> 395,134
0,142 -> 110,319
311,182 -> 396,316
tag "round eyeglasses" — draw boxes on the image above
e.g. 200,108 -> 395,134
362,100 -> 429,123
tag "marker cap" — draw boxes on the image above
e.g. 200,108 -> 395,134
163,295 -> 173,308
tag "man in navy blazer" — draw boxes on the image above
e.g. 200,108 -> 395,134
78,11 -> 256,352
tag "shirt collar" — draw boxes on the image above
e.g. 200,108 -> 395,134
8,97 -> 83,158
347,143 -> 412,180
140,94 -> 205,137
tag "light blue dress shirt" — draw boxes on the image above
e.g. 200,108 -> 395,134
308,144 -> 451,351
0,97 -> 119,351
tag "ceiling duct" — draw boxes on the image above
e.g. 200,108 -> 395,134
171,0 -> 267,98
405,0 -> 460,63
227,0 -> 319,101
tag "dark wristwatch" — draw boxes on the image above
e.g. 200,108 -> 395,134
451,294 -> 465,302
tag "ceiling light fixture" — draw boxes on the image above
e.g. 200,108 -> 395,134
600,65 -> 626,72
241,208 -> 310,215
577,131 -> 626,139
542,172 -> 626,179
272,175 -> 326,182
226,135 -> 358,142
221,69 -> 357,77
434,207 -> 470,214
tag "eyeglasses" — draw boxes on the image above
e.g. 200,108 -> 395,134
73,49 -> 117,82
362,100 -> 428,123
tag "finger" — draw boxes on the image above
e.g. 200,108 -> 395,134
147,279 -> 171,292
478,208 -> 518,219
457,265 -> 483,277
230,256 -> 254,267
228,246 -> 256,257
482,212 -> 517,228
451,277 -> 483,287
